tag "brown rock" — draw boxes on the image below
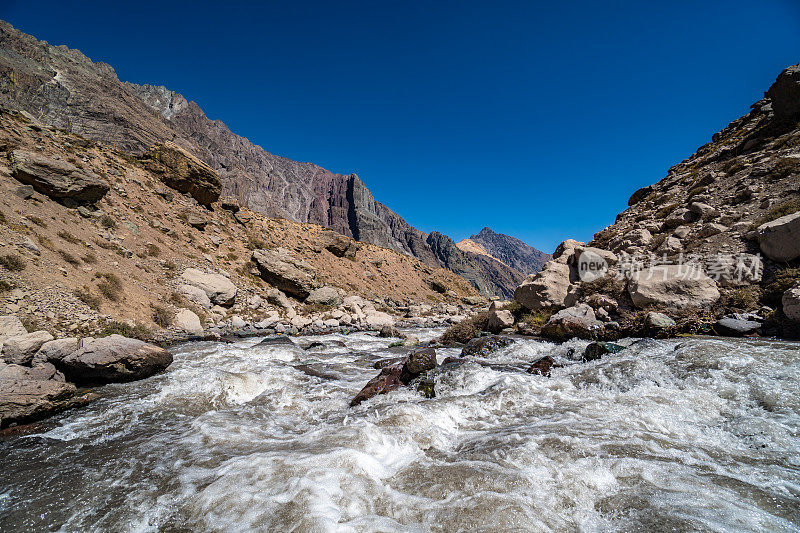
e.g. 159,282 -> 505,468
10,150 -> 109,204
141,142 -> 221,206
527,356 -> 555,377
58,334 -> 172,383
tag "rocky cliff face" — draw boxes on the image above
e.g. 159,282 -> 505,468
459,227 -> 550,276
0,20 -> 515,296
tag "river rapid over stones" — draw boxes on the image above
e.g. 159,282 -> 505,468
0,329 -> 798,532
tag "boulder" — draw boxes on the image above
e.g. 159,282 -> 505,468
142,143 -> 221,206
461,335 -> 514,357
31,338 -> 79,366
766,62 -> 800,120
1,331 -> 54,366
783,281 -> 800,322
699,223 -> 727,237
715,317 -> 761,337
251,248 -> 316,300
689,202 -> 720,219
177,283 -> 213,309
320,230 -> 359,258
527,356 -> 556,376
514,261 -> 573,310
349,363 -> 405,407
266,288 -> 296,316
350,347 -> 437,406
405,347 -> 437,375
583,341 -> 625,362
365,311 -> 394,329
0,362 -> 64,382
258,336 -> 297,347
9,149 -> 109,204
378,325 -> 403,338
174,309 -> 203,336
541,304 -> 603,341
486,309 -> 514,333
645,312 -> 676,329
627,265 -> 720,309
219,196 -> 240,212
628,185 -> 653,206
0,316 -> 27,343
179,268 -> 237,306
0,377 -> 78,429
58,335 -> 172,383
756,211 -> 800,262
306,286 -> 343,307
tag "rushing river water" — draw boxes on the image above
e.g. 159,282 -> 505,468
0,330 -> 799,532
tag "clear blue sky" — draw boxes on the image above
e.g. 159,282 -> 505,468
2,1 -> 799,253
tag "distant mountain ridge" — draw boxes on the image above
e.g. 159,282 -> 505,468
458,228 -> 551,277
0,20 -> 523,297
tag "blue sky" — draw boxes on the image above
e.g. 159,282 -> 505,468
2,1 -> 799,253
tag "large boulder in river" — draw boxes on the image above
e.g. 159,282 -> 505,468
627,265 -> 720,309
1,331 -> 54,365
251,248 -> 316,300
350,347 -> 437,407
141,143 -> 221,206
756,211 -> 800,262
179,268 -> 237,306
9,150 -> 110,204
486,309 -> 514,333
541,304 -> 603,341
58,335 -> 172,383
461,335 -> 514,357
514,261 -> 573,310
31,338 -> 79,366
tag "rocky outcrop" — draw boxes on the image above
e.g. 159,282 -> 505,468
757,211 -> 800,262
179,268 -> 237,307
1,331 -> 54,365
627,265 -> 720,309
0,367 -> 79,428
514,261 -> 573,310
141,143 -> 222,206
462,227 -> 551,276
9,150 -> 109,204
350,347 -> 437,406
58,335 -> 172,384
251,248 -> 316,300
541,304 -> 603,341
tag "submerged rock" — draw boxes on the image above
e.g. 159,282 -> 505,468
583,341 -> 625,362
351,347 -> 438,406
461,335 -> 514,357
527,356 -> 556,377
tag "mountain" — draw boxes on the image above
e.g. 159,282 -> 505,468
0,20 -> 517,297
458,228 -> 550,276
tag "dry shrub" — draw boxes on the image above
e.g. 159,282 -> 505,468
145,243 -> 161,257
74,286 -> 102,310
440,311 -> 490,344
0,254 -> 26,271
58,250 -> 80,265
28,215 -> 47,228
96,272 -> 123,301
151,304 -> 172,328
57,230 -> 81,244
81,252 -> 98,264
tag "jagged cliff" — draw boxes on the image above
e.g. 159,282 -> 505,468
0,20 -> 522,296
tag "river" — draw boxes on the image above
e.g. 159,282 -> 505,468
0,330 -> 798,532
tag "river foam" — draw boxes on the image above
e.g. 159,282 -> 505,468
0,331 -> 798,531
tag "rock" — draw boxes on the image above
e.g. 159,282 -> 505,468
405,347 -> 437,375
699,223 -> 727,237
141,143 -> 221,206
583,341 -> 625,362
461,335 -> 514,357
756,211 -> 800,262
251,248 -> 316,300
627,265 -> 720,309
0,377 -> 78,429
486,309 -> 514,333
541,305 -> 603,341
766,62 -> 800,120
657,236 -> 683,254
373,356 -> 404,369
174,309 -> 203,335
663,208 -> 695,229
58,335 -> 172,383
514,261 -> 573,310
715,317 -> 761,337
0,362 -> 63,382
365,311 -> 394,329
320,230 -> 359,258
0,316 -> 27,342
349,363 -> 405,407
257,335 -> 296,347
31,338 -> 79,365
9,149 -> 109,204
13,184 -> 35,199
527,356 -> 555,377
185,213 -> 208,230
177,283 -> 213,309
378,325 -> 403,338
305,286 -> 343,307
20,236 -> 40,255
628,185 -> 653,206
1,331 -> 54,365
783,282 -> 800,322
179,268 -> 237,306
645,312 -> 676,329
219,196 -> 240,212
230,315 -> 247,329
689,202 -> 720,219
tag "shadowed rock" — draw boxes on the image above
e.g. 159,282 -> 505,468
10,150 -> 109,204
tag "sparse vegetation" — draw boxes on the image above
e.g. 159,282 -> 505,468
28,215 -> 47,228
0,210 -> 6,225
655,203 -> 679,219
0,254 -> 26,271
751,197 -> 800,228
518,309 -> 553,329
0,280 -> 14,293
81,252 -> 98,264
151,304 -> 172,328
246,235 -> 267,250
96,272 -> 123,301
99,215 -> 116,229
145,243 -> 161,257
58,250 -> 80,265
74,286 -> 102,310
57,230 -> 81,244
440,311 -> 490,344
96,320 -> 151,341
164,260 -> 177,273
581,275 -> 627,299
770,157 -> 800,180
